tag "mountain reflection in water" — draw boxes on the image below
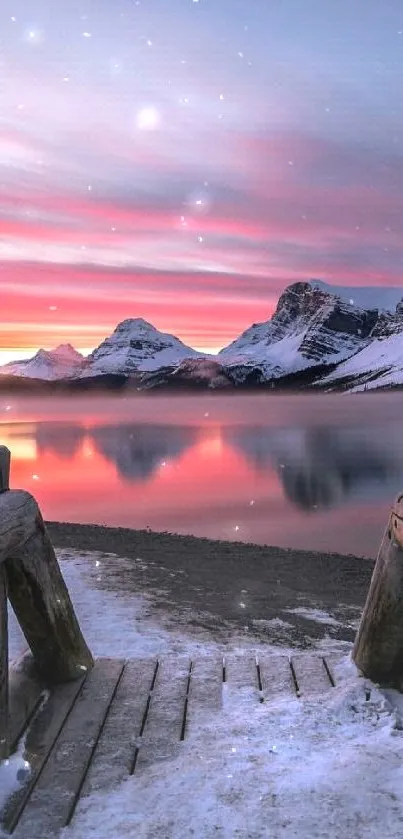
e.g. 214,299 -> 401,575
3,393 -> 403,557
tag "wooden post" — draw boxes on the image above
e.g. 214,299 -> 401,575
353,495 -> 403,687
4,509 -> 93,683
0,565 -> 8,759
0,446 -> 10,493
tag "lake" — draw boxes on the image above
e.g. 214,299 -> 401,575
1,391 -> 403,559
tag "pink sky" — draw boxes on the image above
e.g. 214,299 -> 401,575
2,2 -> 403,362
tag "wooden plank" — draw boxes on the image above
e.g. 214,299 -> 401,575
80,658 -> 157,798
291,654 -> 334,696
323,654 -> 345,686
134,656 -> 190,773
4,508 -> 94,683
223,652 -> 260,709
12,658 -> 124,839
0,565 -> 8,759
185,655 -> 223,739
257,654 -> 296,700
0,446 -> 10,493
8,654 -> 44,751
1,676 -> 85,834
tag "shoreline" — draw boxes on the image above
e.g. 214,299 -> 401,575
46,521 -> 373,648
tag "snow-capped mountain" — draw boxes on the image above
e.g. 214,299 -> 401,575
3,281 -> 403,391
78,318 -> 208,377
0,344 -> 84,380
218,281 -> 378,383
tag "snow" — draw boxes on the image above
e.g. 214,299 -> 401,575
4,548 -> 403,838
0,683 -> 48,816
310,280 -> 403,313
285,607 -> 360,630
219,319 -> 359,381
322,332 -> 403,391
62,656 -> 403,839
0,737 -> 34,813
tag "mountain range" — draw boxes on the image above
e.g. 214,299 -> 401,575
2,280 -> 403,392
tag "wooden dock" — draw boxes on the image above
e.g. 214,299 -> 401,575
2,442 -> 403,837
1,651 -> 341,838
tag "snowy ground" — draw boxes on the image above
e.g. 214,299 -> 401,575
3,549 -> 403,838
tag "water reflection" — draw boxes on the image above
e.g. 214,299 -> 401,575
35,423 -> 85,458
90,424 -> 198,480
225,426 -> 400,510
3,394 -> 403,557
25,417 -> 403,508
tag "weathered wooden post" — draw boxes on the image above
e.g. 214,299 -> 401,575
0,446 -> 9,759
0,563 -> 8,760
353,494 -> 403,688
0,445 -> 10,493
0,446 -> 94,687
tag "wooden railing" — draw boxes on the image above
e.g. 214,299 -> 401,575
0,446 -> 93,760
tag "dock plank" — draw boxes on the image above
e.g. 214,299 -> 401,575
291,654 -> 334,696
134,656 -> 190,773
258,654 -> 296,700
8,655 -> 45,752
1,676 -> 85,834
12,658 -> 124,839
80,658 -> 157,797
185,654 -> 223,739
223,653 -> 260,709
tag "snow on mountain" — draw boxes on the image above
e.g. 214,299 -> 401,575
79,318 -> 207,377
309,279 -> 403,312
321,331 -> 403,391
218,282 -> 377,382
0,344 -> 84,380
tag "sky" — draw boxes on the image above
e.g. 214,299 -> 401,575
2,0 -> 403,362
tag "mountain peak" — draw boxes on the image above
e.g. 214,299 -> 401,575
54,342 -> 81,353
113,318 -> 157,334
81,317 -> 203,377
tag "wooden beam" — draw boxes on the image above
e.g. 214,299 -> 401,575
4,510 -> 93,683
352,495 -> 403,687
2,674 -> 85,834
11,659 -> 123,838
0,446 -> 10,493
0,565 -> 8,759
0,490 -> 40,566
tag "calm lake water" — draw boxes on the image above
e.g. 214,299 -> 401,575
2,392 -> 403,559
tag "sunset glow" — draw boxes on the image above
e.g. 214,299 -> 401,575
2,1 -> 403,361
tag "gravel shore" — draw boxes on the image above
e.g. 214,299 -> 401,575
46,521 -> 374,648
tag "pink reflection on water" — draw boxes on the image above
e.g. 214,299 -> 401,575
2,392 -> 403,558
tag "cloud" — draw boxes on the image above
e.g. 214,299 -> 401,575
3,91 -> 403,354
